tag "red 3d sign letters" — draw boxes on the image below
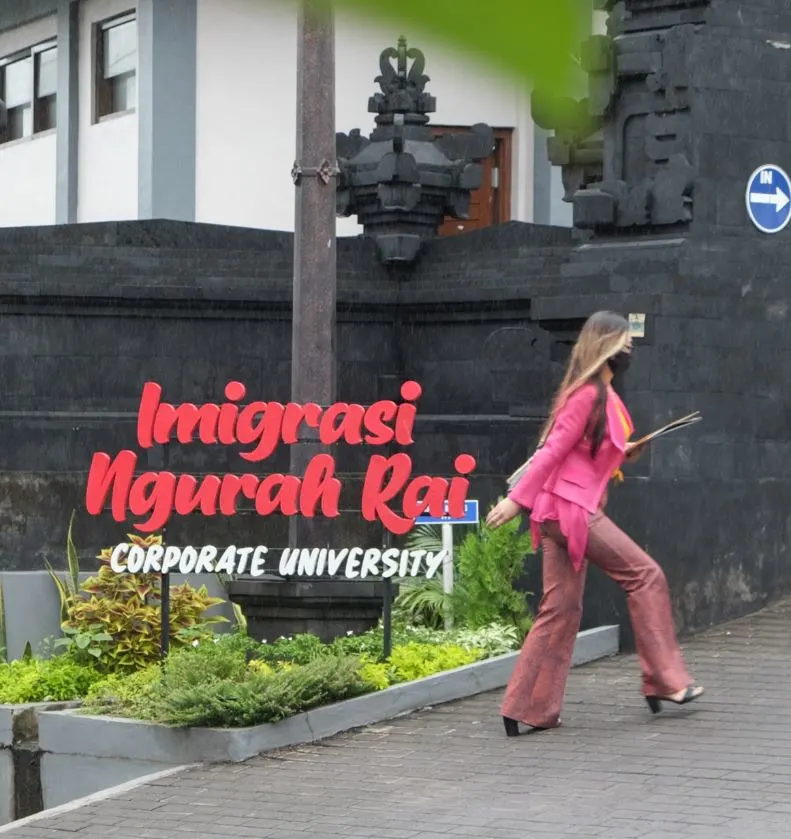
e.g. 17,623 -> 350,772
85,380 -> 477,535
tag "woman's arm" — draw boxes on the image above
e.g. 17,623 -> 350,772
486,384 -> 599,529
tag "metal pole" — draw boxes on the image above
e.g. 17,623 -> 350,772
441,523 -> 454,630
160,443 -> 170,662
382,527 -> 393,660
160,570 -> 170,661
288,0 -> 337,553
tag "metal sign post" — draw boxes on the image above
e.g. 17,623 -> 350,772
382,527 -> 393,659
160,568 -> 170,662
415,500 -> 480,630
160,443 -> 171,663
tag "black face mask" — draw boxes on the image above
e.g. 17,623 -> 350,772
608,350 -> 632,376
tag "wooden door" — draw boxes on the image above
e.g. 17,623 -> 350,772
430,126 -> 513,237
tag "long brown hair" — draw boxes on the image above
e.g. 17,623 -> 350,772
538,311 -> 629,457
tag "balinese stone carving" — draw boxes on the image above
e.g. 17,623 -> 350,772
536,0 -> 710,232
336,37 -> 495,264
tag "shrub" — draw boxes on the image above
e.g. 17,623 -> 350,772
455,516 -> 534,632
255,632 -> 327,666
83,665 -> 161,718
79,621 -> 521,727
54,625 -> 113,665
451,623 -> 522,657
0,656 -> 102,704
385,642 -> 481,683
156,654 -> 372,728
64,532 -> 227,673
357,659 -> 390,691
396,513 -> 535,633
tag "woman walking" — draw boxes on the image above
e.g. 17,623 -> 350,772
486,311 -> 703,737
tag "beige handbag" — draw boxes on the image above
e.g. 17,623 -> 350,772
506,444 -> 542,493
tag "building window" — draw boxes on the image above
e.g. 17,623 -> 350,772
0,40 -> 57,145
95,12 -> 136,120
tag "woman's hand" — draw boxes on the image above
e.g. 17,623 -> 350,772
625,441 -> 646,462
485,498 -> 523,529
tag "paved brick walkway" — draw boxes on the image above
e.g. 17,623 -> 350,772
6,599 -> 791,839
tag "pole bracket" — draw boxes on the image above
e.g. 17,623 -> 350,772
291,158 -> 340,186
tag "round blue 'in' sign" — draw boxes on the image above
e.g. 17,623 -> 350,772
746,164 -> 791,234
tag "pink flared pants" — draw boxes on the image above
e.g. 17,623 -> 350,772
501,512 -> 692,728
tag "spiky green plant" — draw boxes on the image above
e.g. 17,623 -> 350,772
45,511 -> 82,623
215,572 -> 248,635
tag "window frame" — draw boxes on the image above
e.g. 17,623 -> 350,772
92,10 -> 137,124
0,38 -> 58,146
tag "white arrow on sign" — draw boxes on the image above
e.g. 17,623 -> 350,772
749,187 -> 790,213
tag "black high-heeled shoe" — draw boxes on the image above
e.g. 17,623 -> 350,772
502,716 -> 559,736
645,685 -> 704,714
503,716 -> 520,737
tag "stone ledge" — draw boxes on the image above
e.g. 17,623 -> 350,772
37,624 -> 619,765
0,702 -> 81,749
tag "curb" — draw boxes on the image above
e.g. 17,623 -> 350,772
37,624 -> 619,765
7,624 -> 618,826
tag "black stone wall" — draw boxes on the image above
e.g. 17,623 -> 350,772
0,221 -> 567,578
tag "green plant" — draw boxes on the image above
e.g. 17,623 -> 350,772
156,653 -> 372,728
452,623 -> 522,657
395,511 -> 535,633
455,515 -> 535,633
215,572 -> 248,635
385,642 -> 481,683
393,576 -> 460,630
45,511 -> 83,623
0,656 -> 102,703
53,625 -> 113,665
404,523 -> 473,553
255,633 -> 330,666
83,664 -> 161,718
357,659 -> 390,691
64,532 -> 227,673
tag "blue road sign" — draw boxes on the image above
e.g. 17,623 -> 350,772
415,500 -> 480,526
746,164 -> 791,234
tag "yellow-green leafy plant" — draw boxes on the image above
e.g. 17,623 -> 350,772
385,642 -> 482,683
64,533 -> 227,674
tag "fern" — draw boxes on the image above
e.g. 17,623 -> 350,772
456,516 -> 534,632
394,577 -> 453,629
395,508 -> 535,633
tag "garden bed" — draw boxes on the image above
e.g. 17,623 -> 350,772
0,518 -> 622,821
33,624 -> 618,810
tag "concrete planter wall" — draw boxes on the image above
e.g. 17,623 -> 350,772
0,701 -> 81,824
31,625 -> 618,813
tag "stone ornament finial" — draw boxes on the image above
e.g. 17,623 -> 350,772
336,37 -> 495,264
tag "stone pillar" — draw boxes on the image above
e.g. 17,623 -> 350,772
288,0 -> 337,550
55,0 -> 79,225
137,0 -> 197,221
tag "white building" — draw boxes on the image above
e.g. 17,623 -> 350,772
0,0 -> 602,236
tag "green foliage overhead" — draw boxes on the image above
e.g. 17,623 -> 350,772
306,0 -> 588,102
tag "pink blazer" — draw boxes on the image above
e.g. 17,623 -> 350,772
508,383 -> 631,515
